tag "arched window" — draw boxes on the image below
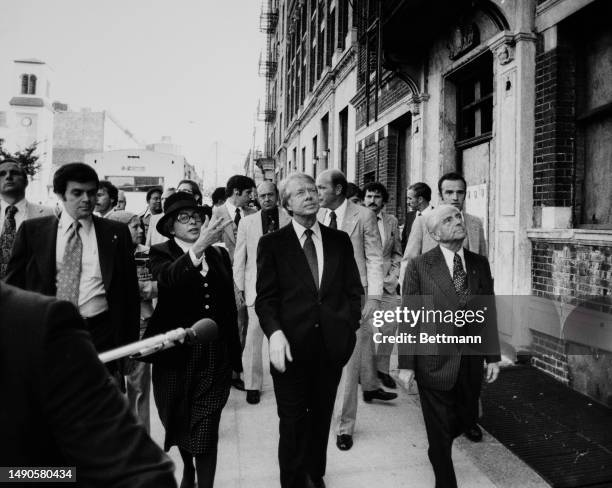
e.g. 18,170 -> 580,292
28,75 -> 37,95
21,74 -> 28,94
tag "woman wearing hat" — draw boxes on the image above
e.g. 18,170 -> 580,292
146,192 -> 241,488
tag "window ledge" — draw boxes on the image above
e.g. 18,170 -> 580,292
527,228 -> 612,245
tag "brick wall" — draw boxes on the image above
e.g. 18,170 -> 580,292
533,35 -> 576,208
355,129 -> 400,218
531,330 -> 570,384
531,240 -> 612,404
356,76 -> 413,129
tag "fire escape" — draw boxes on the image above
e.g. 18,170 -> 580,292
256,0 -> 279,180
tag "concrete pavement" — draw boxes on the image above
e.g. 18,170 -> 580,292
150,364 -> 549,488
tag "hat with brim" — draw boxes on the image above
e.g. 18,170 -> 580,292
156,192 -> 206,239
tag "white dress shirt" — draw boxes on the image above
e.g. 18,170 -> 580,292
225,200 -> 240,222
322,198 -> 348,229
174,237 -> 209,277
0,197 -> 27,231
440,245 -> 466,277
292,219 -> 324,287
56,211 -> 108,317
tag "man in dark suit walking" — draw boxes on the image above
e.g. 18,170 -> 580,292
0,281 -> 176,486
6,162 -> 139,380
398,205 -> 501,488
256,173 -> 363,488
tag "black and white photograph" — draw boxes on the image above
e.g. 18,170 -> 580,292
1,0 -> 611,487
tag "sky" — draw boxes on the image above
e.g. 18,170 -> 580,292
0,0 -> 267,187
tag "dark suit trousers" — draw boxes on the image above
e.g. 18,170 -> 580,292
417,355 -> 480,488
85,310 -> 124,390
271,333 -> 342,488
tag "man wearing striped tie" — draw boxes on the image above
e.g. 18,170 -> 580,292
398,205 -> 501,488
5,163 -> 139,384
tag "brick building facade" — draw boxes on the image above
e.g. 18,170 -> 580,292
260,0 -> 612,405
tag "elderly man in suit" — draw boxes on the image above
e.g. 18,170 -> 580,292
256,173 -> 363,488
401,173 -> 488,442
0,158 -> 54,279
398,205 -> 500,488
0,282 -> 177,486
316,169 -> 395,452
6,162 -> 139,383
362,182 -> 403,389
234,181 -> 291,405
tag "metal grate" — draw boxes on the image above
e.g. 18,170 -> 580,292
481,365 -> 612,488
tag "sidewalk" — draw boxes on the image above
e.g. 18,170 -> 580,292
150,366 -> 549,488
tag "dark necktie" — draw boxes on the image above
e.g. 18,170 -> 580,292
0,205 -> 18,279
56,221 -> 83,306
234,207 -> 241,226
328,210 -> 337,230
452,253 -> 468,296
267,215 -> 276,234
303,229 -> 319,289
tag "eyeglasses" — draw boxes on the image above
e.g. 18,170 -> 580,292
176,211 -> 202,224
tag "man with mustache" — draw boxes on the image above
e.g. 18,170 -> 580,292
6,162 -> 139,384
362,182 -> 402,389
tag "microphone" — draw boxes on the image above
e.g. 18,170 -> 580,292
98,318 -> 218,364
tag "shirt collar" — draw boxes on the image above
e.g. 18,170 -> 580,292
0,197 -> 26,215
329,198 -> 347,224
292,219 -> 322,241
439,245 -> 465,271
225,200 -> 238,218
59,209 -> 93,235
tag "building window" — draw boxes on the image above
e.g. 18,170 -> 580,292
339,107 -> 348,175
21,74 -> 29,94
363,171 -> 375,184
576,15 -> 612,227
455,54 -> 493,146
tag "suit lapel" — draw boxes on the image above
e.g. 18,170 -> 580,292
341,201 -> 359,236
34,218 -> 58,286
464,249 -> 480,294
382,212 -> 393,254
94,217 -> 115,292
319,226 -> 338,297
425,247 -> 460,306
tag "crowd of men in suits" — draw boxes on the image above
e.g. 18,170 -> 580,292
0,155 -> 500,488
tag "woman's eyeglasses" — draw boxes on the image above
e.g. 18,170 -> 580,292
176,212 -> 202,224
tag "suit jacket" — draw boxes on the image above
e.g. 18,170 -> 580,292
0,282 -> 176,487
401,210 -> 417,252
24,200 -> 55,220
233,207 -> 291,307
398,246 -> 501,391
212,203 -> 256,261
255,223 -> 363,366
5,215 -> 140,348
317,200 -> 384,297
400,211 -> 487,286
146,240 -> 242,372
380,211 -> 402,296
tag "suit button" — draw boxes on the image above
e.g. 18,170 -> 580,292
204,283 -> 209,288
205,294 -> 210,299
314,323 -> 319,328
205,305 -> 210,310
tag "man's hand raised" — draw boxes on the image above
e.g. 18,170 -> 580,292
269,330 -> 293,373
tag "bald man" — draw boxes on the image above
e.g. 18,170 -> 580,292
398,205 -> 500,488
233,181 -> 291,404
